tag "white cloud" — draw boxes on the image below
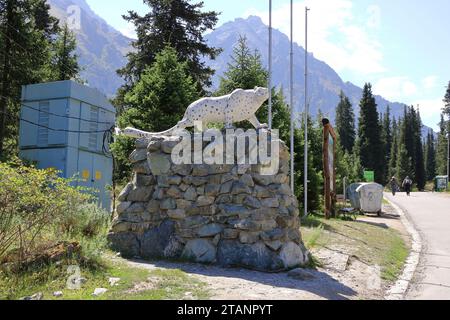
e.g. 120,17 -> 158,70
245,0 -> 385,75
422,75 -> 438,89
414,98 -> 445,131
373,76 -> 418,101
367,5 -> 381,29
119,23 -> 137,39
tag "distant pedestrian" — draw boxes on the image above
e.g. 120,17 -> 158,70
402,176 -> 413,196
390,177 -> 399,196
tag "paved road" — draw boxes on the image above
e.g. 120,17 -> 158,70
385,192 -> 450,300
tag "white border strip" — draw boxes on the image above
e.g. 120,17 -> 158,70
384,197 -> 422,300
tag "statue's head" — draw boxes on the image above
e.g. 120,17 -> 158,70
254,87 -> 269,101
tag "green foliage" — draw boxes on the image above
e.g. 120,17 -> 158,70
436,114 -> 449,176
216,35 -> 268,95
335,139 -> 364,192
425,130 -> 437,181
396,144 -> 412,181
381,106 -> 392,184
357,83 -> 384,183
394,106 -> 426,189
51,23 -> 81,81
0,0 -> 60,158
388,118 -> 399,179
117,0 -> 220,100
444,81 -> 450,117
0,162 -> 110,265
335,91 -> 355,154
112,46 -> 201,181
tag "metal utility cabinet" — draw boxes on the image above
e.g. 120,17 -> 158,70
19,80 -> 116,211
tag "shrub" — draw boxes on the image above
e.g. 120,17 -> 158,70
0,162 -> 110,265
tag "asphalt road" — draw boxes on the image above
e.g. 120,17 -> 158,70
385,191 -> 450,300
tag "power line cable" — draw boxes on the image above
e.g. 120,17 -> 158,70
0,94 -> 115,125
0,109 -> 113,134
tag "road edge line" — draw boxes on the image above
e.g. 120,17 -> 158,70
384,195 -> 423,300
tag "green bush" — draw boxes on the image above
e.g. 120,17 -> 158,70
0,162 -> 110,265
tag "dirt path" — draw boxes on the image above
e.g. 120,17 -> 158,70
118,203 -> 410,300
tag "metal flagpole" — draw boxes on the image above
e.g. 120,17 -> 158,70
304,7 -> 310,218
268,0 -> 273,130
290,0 -> 295,193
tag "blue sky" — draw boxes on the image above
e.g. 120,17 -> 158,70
86,0 -> 450,130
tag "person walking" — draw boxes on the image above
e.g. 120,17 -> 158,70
390,177 -> 399,196
402,176 -> 413,196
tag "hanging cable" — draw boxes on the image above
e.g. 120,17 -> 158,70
4,96 -> 116,125
0,109 -> 114,134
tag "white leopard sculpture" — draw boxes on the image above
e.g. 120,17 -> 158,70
117,87 -> 270,139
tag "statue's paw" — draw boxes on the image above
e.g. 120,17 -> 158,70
259,123 -> 269,129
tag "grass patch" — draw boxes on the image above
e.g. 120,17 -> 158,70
301,214 -> 409,283
0,255 -> 209,300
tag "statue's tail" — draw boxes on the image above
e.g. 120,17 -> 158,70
117,125 -> 180,139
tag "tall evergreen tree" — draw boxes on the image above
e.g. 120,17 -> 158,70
357,83 -> 384,183
425,130 -> 436,181
389,118 -> 399,179
216,36 -> 268,95
0,0 -> 59,159
112,46 -> 201,180
116,0 -> 221,109
443,81 -> 450,116
52,23 -> 80,81
381,106 -> 392,183
436,114 -> 448,176
413,109 -> 426,190
335,91 -> 355,154
396,144 -> 413,182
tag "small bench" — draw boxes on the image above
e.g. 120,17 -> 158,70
338,207 -> 359,220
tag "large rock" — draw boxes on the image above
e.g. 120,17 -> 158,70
279,242 -> 306,269
148,153 -> 171,175
182,239 -> 216,263
197,224 -> 223,237
118,183 -> 133,202
108,232 -> 140,258
127,187 -> 154,202
140,220 -> 177,259
129,149 -> 147,163
217,241 -> 284,271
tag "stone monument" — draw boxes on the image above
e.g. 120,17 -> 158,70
108,88 -> 310,272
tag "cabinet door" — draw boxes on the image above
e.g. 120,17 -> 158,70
77,150 -> 94,190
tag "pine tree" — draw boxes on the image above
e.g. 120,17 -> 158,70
389,118 -> 399,179
413,109 -> 426,190
444,81 -> 450,116
381,106 -> 392,183
112,46 -> 201,180
216,36 -> 268,95
396,144 -> 413,182
335,91 -> 355,154
436,114 -> 448,176
357,83 -> 384,183
425,130 -> 436,181
0,0 -> 59,159
116,0 -> 220,106
52,23 -> 80,81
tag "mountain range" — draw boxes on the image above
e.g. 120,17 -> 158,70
47,0 -> 431,133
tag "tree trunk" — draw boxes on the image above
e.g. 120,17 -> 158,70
0,0 -> 14,158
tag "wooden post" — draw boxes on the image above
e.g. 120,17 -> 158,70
322,119 -> 337,219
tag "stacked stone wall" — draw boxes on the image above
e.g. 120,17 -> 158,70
108,132 -> 309,271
